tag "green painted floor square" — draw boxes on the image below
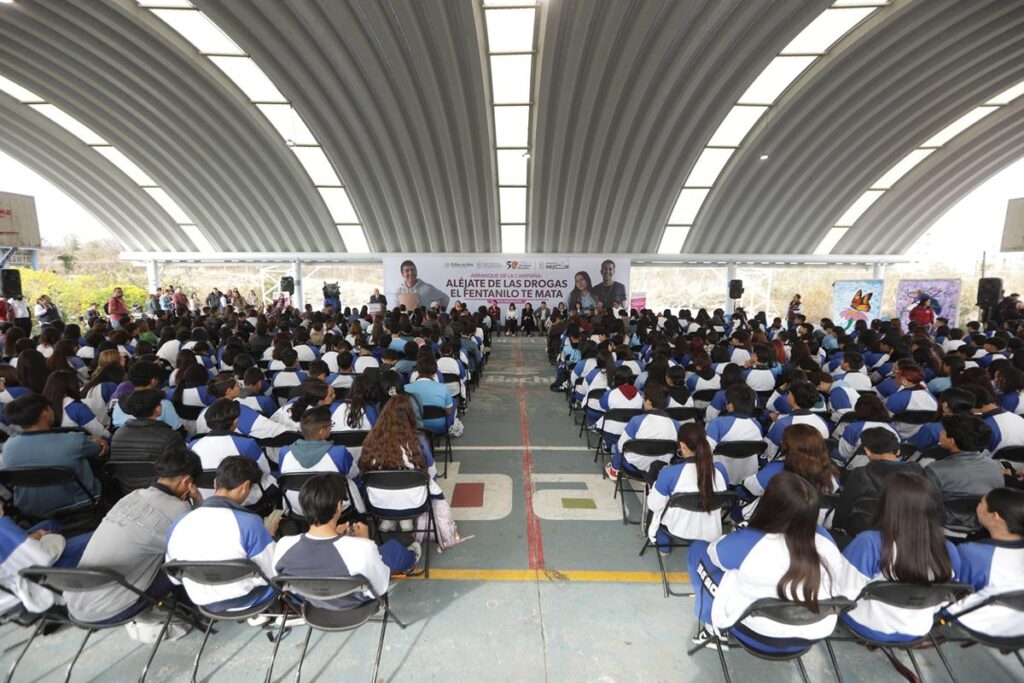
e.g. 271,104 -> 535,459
561,497 -> 597,509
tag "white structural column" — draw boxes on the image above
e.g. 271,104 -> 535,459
725,263 -> 738,316
873,263 -> 886,280
293,259 -> 303,308
146,260 -> 161,293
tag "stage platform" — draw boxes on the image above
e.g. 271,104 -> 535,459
1,337 -> 1020,681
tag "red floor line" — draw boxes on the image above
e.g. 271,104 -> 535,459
515,340 -> 545,570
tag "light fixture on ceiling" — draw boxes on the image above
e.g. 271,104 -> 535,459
759,154 -> 769,161
522,151 -> 531,159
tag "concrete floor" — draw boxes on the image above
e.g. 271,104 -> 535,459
2,337 -> 1022,682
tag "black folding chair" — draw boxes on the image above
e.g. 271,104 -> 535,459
361,470 -> 436,578
712,440 -> 768,476
593,409 -> 644,464
665,406 -> 704,424
831,581 -> 972,683
174,404 -> 204,421
271,575 -> 408,683
892,410 -> 937,438
277,471 -> 355,526
12,566 -> 203,683
330,430 -> 370,449
272,386 -> 297,406
162,559 -> 294,683
939,589 -> 1024,675
255,431 -> 301,449
639,491 -> 739,597
441,372 -> 466,414
420,405 -> 453,478
0,466 -> 106,534
943,495 -> 984,539
615,439 -> 677,525
689,596 -> 856,683
692,389 -> 718,407
994,445 -> 1024,467
104,459 -> 158,493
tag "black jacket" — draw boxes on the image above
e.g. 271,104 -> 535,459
833,459 -> 924,536
110,418 -> 186,491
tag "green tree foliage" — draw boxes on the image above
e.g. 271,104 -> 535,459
16,269 -> 147,320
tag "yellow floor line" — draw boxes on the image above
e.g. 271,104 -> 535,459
397,568 -> 690,584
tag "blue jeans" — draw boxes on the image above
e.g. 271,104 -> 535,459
379,539 -> 416,573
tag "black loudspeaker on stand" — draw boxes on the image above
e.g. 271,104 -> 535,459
728,279 -> 744,300
1,269 -> 22,298
279,276 -> 295,294
977,277 -> 1002,307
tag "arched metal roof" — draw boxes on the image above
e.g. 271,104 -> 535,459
0,0 -> 1022,256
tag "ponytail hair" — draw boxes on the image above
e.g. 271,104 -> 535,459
290,380 -> 331,423
207,372 -> 238,398
678,422 -> 715,512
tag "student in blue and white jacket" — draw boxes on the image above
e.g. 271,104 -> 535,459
279,407 -> 364,516
685,352 -> 721,408
947,488 -> 1024,639
606,383 -> 679,480
188,399 -> 278,512
841,471 -> 961,643
43,369 -> 110,439
814,372 -> 861,425
594,367 -> 644,447
743,344 -> 778,394
647,424 -> 729,553
995,366 -> 1024,416
687,473 -> 849,652
971,385 -> 1024,454
764,381 -> 830,459
705,365 -> 746,421
166,456 -> 279,614
884,365 -> 938,439
194,373 -> 289,442
704,385 -> 765,483
835,394 -> 898,466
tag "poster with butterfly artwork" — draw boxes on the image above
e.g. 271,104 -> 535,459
832,279 -> 885,332
895,279 -> 961,326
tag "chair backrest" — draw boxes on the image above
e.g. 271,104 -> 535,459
621,438 -> 677,458
330,430 -> 370,448
667,490 -> 739,512
893,410 -> 936,425
163,558 -> 270,586
256,431 -> 301,449
994,445 -> 1024,464
739,597 -> 857,626
272,386 -> 296,401
692,389 -> 718,403
0,466 -> 99,504
899,443 -> 921,461
195,470 -> 217,489
440,372 -> 461,385
859,581 -> 971,609
421,405 -> 448,420
277,471 -> 347,495
175,403 -> 204,420
334,387 -> 351,402
584,388 -> 604,402
104,459 -> 157,484
600,408 -> 643,426
272,575 -> 377,602
713,440 -> 768,459
664,406 -> 704,423
361,469 -> 430,517
19,566 -> 128,593
819,493 -> 841,511
943,495 -> 982,515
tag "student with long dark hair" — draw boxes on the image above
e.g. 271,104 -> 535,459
42,369 -> 108,439
841,471 -> 960,642
15,349 -> 50,394
647,424 -> 729,553
948,487 -> 1024,638
330,372 -> 379,434
687,472 -> 847,652
270,379 -> 335,431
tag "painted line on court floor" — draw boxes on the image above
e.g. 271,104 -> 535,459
450,446 -> 591,451
516,339 -> 545,570
397,568 -> 691,585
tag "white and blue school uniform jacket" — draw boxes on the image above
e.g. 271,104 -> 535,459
437,356 -> 468,398
278,442 -> 364,514
195,402 -> 288,441
83,381 -> 119,424
1000,390 -> 1024,416
615,412 -> 681,472
0,384 -> 29,405
976,352 -> 1006,369
353,355 -> 380,374
165,497 -> 276,611
702,527 -> 847,641
704,389 -> 730,421
744,366 -> 777,393
835,370 -> 872,392
980,408 -> 1024,453
581,368 -> 611,412
330,401 -> 378,435
156,340 -> 184,366
596,387 -> 644,437
0,517 -> 59,613
293,344 -> 321,362
907,421 -> 942,451
362,441 -> 442,515
764,411 -> 831,459
740,463 -> 839,525
886,388 -> 938,438
729,347 -> 751,366
239,393 -> 279,418
187,432 -> 276,507
320,350 -> 341,373
838,421 -> 899,465
874,376 -> 902,398
686,373 -> 722,406
841,530 -> 962,642
271,368 -> 308,393
948,539 -> 1024,638
647,459 -> 730,543
704,414 -> 766,482
827,383 -> 862,423
59,397 -> 109,439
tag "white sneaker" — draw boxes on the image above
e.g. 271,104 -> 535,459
378,520 -> 397,532
246,615 -> 273,627
398,519 -> 414,532
408,541 -> 422,569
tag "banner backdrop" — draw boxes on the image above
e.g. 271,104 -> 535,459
381,256 -> 630,314
832,279 -> 885,332
895,279 -> 962,325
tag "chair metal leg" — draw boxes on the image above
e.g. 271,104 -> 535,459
715,637 -> 733,683
190,617 -> 216,683
385,606 -> 408,630
794,656 -> 811,683
293,626 -> 313,683
64,629 -> 94,683
1015,650 -> 1024,668
655,548 -> 670,598
824,638 -> 845,683
139,609 -> 174,683
5,615 -> 47,683
372,612 -> 389,683
929,633 -> 959,683
264,613 -> 290,683
905,647 -> 925,682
